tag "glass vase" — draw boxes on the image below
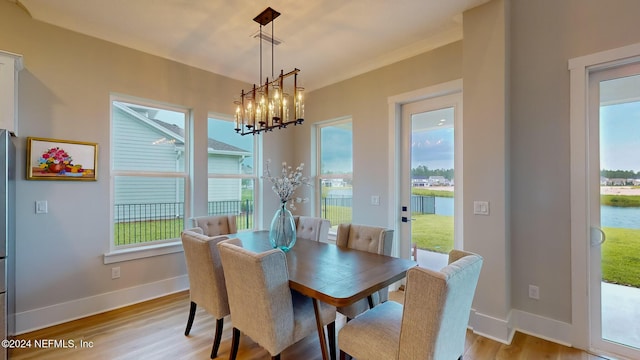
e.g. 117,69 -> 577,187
269,202 -> 297,252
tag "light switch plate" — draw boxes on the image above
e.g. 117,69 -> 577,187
371,195 -> 380,206
35,200 -> 48,214
473,201 -> 489,215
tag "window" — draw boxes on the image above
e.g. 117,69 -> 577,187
111,97 -> 189,248
207,117 -> 257,231
317,119 -> 353,228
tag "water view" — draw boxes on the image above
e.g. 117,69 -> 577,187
601,205 -> 640,229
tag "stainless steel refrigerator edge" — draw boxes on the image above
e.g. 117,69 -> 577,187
0,129 -> 15,360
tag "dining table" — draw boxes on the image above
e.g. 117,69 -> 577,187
229,230 -> 417,360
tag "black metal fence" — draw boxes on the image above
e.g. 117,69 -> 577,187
114,196 -> 435,245
207,199 -> 254,230
320,195 -> 435,227
411,195 -> 436,214
322,196 -> 353,226
114,200 -> 254,245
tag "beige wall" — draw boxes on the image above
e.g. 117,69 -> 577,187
3,0 -> 640,348
509,0 -> 640,324
0,0 -> 258,331
297,42 -> 463,225
463,0 -> 511,335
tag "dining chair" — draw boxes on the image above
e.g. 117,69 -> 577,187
192,214 -> 237,236
294,216 -> 331,242
335,223 -> 394,320
338,249 -> 483,360
180,229 -> 231,359
217,238 -> 337,360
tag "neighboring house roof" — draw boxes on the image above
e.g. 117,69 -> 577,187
115,101 -> 250,156
150,119 -> 249,155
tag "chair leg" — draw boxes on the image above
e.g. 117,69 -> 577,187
229,327 -> 241,360
271,355 -> 281,360
185,301 -> 197,336
210,318 -> 224,359
327,321 -> 336,360
367,295 -> 375,309
339,350 -> 349,360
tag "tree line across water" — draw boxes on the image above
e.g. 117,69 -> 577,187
601,169 -> 640,179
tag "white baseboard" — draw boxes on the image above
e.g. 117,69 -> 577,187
15,275 -> 189,335
469,309 -> 515,344
470,308 -> 573,348
510,309 -> 573,346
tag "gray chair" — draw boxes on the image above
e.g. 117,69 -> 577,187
217,238 -> 337,360
294,216 -> 331,242
335,223 -> 394,320
338,250 -> 483,360
192,214 -> 237,236
180,229 -> 231,359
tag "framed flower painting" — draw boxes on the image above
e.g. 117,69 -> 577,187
27,137 -> 98,181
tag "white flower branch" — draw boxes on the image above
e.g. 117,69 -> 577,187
262,159 -> 311,210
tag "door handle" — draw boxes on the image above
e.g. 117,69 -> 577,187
590,227 -> 606,247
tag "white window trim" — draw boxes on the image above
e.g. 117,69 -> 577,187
568,41 -> 640,353
105,95 -> 191,262
104,241 -> 183,264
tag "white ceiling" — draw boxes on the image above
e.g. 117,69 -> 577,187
16,0 -> 489,91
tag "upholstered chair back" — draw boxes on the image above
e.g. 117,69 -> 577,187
192,214 -> 237,236
217,238 -> 336,358
398,250 -> 483,359
295,216 -> 331,242
336,223 -> 393,255
338,249 -> 483,360
180,230 -> 230,320
335,223 -> 394,319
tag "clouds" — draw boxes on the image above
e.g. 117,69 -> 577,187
412,128 -> 454,169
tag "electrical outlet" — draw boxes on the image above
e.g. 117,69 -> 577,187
528,284 -> 539,300
111,267 -> 121,279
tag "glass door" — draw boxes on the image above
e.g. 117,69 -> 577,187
400,93 -> 462,270
588,62 -> 640,359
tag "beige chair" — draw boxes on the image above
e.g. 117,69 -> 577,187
338,249 -> 483,360
180,229 -> 231,359
335,223 -> 394,320
192,214 -> 237,236
294,216 -> 331,242
217,238 -> 337,360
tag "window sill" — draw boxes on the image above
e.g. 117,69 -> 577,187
103,241 -> 183,264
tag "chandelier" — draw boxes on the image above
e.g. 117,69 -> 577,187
234,7 -> 304,136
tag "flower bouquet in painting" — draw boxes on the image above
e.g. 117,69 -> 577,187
263,160 -> 310,251
39,147 -> 85,175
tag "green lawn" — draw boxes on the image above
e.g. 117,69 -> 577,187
601,227 -> 640,288
411,214 -> 454,254
601,195 -> 640,207
412,215 -> 640,288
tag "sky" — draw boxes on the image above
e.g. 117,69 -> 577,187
321,125 -> 352,174
412,127 -> 454,170
208,118 -> 253,152
600,101 -> 640,172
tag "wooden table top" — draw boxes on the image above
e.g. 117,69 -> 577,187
230,230 -> 417,307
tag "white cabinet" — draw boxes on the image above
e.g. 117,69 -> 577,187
0,51 -> 23,136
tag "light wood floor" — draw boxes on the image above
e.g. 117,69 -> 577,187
10,291 -> 606,360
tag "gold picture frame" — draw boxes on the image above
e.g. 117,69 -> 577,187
27,137 -> 98,181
